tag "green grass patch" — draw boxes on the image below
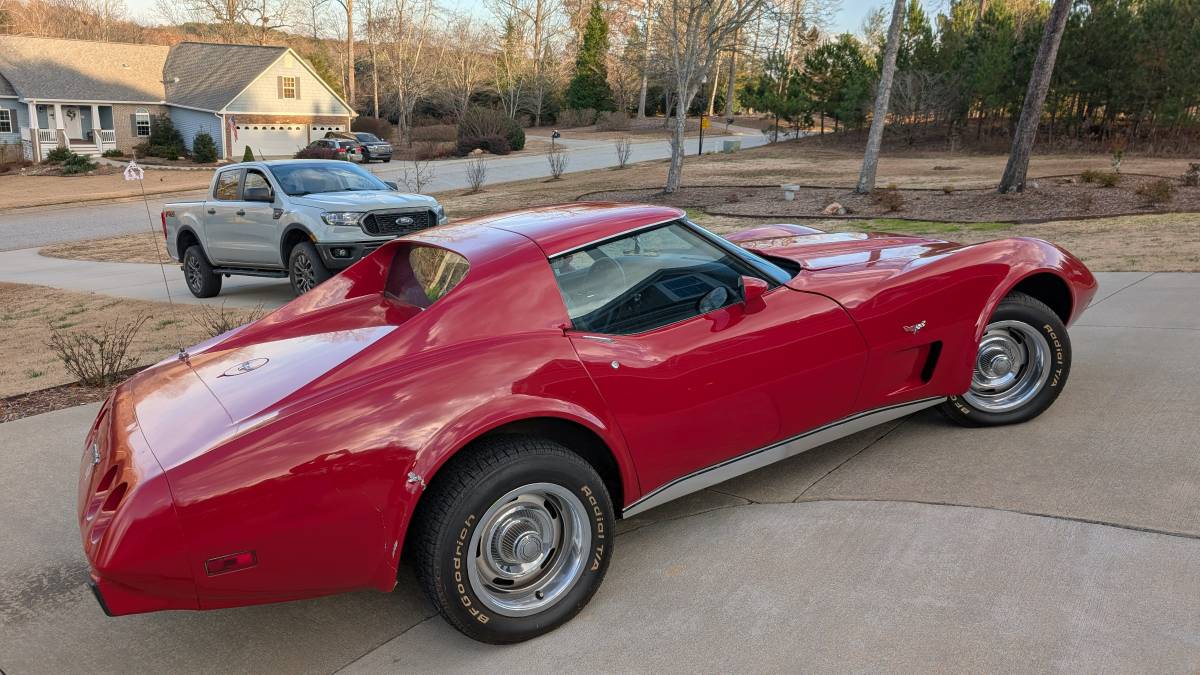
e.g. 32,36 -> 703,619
846,218 -> 1017,235
24,369 -> 45,379
154,318 -> 181,331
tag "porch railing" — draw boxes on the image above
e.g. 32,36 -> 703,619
98,129 -> 116,145
36,128 -> 61,146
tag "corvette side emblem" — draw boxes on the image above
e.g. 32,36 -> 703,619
220,357 -> 269,377
903,320 -> 927,335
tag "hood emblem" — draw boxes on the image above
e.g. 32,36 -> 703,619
221,357 -> 270,377
903,320 -> 927,335
395,216 -> 414,225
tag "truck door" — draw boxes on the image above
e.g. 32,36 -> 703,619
203,168 -> 244,265
204,168 -> 280,267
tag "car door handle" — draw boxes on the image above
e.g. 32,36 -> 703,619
236,209 -> 246,216
206,208 -> 216,215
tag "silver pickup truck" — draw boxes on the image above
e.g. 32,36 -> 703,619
163,160 -> 446,297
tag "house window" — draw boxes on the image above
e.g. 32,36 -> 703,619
281,77 -> 297,99
0,109 -> 11,134
135,109 -> 151,137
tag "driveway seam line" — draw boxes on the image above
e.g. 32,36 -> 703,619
793,421 -> 907,502
790,496 -> 1200,542
1074,323 -> 1200,332
330,612 -> 439,674
1086,271 -> 1155,309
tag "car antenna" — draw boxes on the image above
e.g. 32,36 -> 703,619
125,150 -> 188,362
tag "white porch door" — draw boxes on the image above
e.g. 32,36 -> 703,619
63,106 -> 84,140
234,123 -> 308,159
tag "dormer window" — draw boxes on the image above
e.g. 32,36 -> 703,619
281,76 -> 297,99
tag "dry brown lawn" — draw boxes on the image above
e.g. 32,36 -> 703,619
0,283 -> 261,398
0,169 -> 212,210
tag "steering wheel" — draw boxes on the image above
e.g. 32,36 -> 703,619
585,257 -> 628,292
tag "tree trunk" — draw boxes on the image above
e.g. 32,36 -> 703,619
723,39 -> 737,119
665,97 -> 689,193
706,63 -> 721,116
998,0 -> 1071,193
637,0 -> 652,119
346,0 -> 355,111
855,0 -> 905,194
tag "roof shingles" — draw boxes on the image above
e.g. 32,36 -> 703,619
0,36 -> 168,102
164,42 -> 288,111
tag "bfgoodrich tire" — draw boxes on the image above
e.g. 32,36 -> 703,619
182,245 -> 222,298
411,437 -> 614,644
288,241 -> 332,295
940,291 -> 1071,427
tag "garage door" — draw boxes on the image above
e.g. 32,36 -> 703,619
233,124 -> 308,159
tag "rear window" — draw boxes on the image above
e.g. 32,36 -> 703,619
386,245 -> 469,308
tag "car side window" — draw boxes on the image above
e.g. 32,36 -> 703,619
551,221 -> 761,335
214,170 -> 241,201
243,170 -> 271,197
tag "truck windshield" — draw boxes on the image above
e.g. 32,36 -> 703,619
268,162 -> 390,196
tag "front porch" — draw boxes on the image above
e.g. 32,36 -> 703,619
24,103 -> 117,160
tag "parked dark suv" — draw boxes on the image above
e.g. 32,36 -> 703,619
325,131 -> 393,163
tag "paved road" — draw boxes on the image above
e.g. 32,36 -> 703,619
2,272 -> 1199,672
0,129 -> 766,252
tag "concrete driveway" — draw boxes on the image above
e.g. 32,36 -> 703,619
2,272 -> 1199,673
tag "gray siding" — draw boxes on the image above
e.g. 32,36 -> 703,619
0,99 -> 21,145
225,52 -> 349,115
170,106 -> 224,156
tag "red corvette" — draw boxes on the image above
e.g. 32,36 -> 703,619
78,203 -> 1096,643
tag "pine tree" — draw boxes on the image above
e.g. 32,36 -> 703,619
565,0 -> 614,112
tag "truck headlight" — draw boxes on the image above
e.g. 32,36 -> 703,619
322,212 -> 365,227
434,204 -> 446,223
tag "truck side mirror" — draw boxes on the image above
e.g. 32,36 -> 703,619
244,186 -> 274,202
384,181 -> 399,191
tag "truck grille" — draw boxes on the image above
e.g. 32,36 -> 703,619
361,210 -> 435,236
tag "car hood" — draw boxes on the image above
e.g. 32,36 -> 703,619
726,225 -> 961,271
290,191 -> 437,211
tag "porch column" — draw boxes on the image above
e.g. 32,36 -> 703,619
27,101 -> 39,158
52,102 -> 65,148
91,104 -> 102,147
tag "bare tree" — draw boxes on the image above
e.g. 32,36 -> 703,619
465,156 -> 488,192
656,0 -> 764,193
636,0 -> 652,118
399,157 -> 435,192
854,0 -> 904,195
614,136 -> 632,167
440,17 -> 489,121
493,14 -> 528,119
492,0 -> 565,126
547,144 -> 568,178
998,0 -> 1072,193
381,0 -> 440,142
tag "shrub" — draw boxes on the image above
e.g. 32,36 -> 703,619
1081,169 -> 1120,187
147,144 -> 180,160
192,303 -> 267,338
614,137 -> 632,168
293,145 -> 341,160
143,113 -> 185,160
414,140 -> 456,160
351,116 -> 395,141
1134,178 -> 1175,205
457,134 -> 510,156
941,185 -> 955,194
101,148 -> 124,158
596,111 -> 629,131
457,107 -> 525,155
558,108 -> 597,128
1182,163 -> 1199,187
191,132 -> 218,163
465,156 -> 487,193
45,145 -> 73,163
547,146 -> 568,179
410,124 -> 457,143
243,145 -> 256,162
60,153 -> 97,175
46,314 -> 148,386
872,184 -> 905,212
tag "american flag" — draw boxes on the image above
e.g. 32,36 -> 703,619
227,115 -> 238,142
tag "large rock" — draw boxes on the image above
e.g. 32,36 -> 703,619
822,201 -> 847,216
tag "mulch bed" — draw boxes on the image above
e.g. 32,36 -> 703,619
583,174 -> 1200,223
0,368 -> 142,423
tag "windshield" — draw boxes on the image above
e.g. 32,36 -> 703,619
356,133 -> 381,142
268,162 -> 389,196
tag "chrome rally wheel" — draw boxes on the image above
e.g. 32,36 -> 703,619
963,320 -> 1052,413
468,483 -> 590,617
941,292 -> 1071,427
411,437 -> 614,644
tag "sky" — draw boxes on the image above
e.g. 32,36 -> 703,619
118,0 -> 933,40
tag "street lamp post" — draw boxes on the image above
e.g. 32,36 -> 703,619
698,75 -> 708,156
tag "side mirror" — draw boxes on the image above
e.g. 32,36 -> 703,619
741,276 -> 769,308
244,186 -> 274,202
384,181 -> 399,191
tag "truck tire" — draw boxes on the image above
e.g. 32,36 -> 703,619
182,245 -> 222,298
288,241 -> 332,295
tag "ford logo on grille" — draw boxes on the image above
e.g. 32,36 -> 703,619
395,216 -> 414,226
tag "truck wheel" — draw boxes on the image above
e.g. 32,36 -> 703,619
182,245 -> 222,298
288,241 -> 331,295
411,437 -> 614,644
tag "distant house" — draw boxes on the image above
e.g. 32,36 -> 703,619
0,36 -> 355,163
